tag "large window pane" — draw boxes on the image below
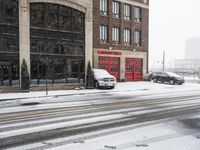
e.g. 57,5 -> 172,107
134,31 -> 141,47
1,36 -> 18,52
60,7 -> 72,31
31,57 -> 39,85
46,40 -> 56,54
0,0 -> 18,24
74,45 -> 84,55
0,54 -> 19,86
124,4 -> 131,20
134,7 -> 141,22
112,27 -> 120,44
0,0 -> 19,87
46,4 -> 58,29
54,58 -> 66,84
100,0 -> 108,15
124,29 -> 131,46
30,3 -> 85,85
112,1 -> 120,18
100,25 -> 108,43
30,3 -> 44,27
73,10 -> 84,33
63,41 -> 73,54
30,3 -> 84,33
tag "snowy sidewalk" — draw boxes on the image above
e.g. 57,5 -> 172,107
1,82 -> 200,101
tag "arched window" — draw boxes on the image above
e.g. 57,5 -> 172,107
30,3 -> 85,85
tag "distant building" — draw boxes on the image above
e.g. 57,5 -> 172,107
185,37 -> 200,59
174,37 -> 200,75
174,59 -> 200,72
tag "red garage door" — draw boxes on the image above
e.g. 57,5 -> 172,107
99,57 -> 120,81
125,58 -> 143,81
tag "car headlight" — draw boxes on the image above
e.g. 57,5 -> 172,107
98,78 -> 104,81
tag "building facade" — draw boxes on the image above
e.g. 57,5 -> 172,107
93,0 -> 149,81
185,37 -> 200,59
0,0 -> 93,91
174,37 -> 200,76
0,0 -> 149,92
174,59 -> 200,73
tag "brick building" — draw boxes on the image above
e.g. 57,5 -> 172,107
0,0 -> 148,92
93,0 -> 149,81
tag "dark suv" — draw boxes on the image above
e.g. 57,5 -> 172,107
152,72 -> 185,85
146,72 -> 161,81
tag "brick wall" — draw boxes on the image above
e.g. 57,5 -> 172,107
93,0 -> 149,52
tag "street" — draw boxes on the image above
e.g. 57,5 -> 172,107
0,82 -> 200,149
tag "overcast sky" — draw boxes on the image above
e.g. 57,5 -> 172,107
149,0 -> 200,68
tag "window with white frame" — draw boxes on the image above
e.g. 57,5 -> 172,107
100,0 -> 108,16
134,7 -> 141,22
112,27 -> 120,44
124,4 -> 131,20
134,31 -> 141,47
100,25 -> 108,43
124,29 -> 131,46
112,1 -> 120,18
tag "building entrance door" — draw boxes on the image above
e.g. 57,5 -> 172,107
125,58 -> 143,81
98,57 -> 120,81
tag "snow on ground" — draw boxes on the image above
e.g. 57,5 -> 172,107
184,77 -> 200,84
43,115 -> 200,150
1,82 -> 200,114
0,114 -> 124,139
2,82 -> 200,150
184,77 -> 199,80
2,100 -> 199,139
0,81 -> 200,101
9,117 -> 200,150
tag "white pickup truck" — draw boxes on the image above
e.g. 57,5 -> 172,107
93,69 -> 116,89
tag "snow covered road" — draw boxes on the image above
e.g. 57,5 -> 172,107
1,82 -> 200,149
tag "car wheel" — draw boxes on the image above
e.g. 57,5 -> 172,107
94,81 -> 99,89
153,78 -> 157,83
169,80 -> 175,85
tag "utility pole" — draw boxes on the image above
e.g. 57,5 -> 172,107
162,51 -> 165,72
199,67 -> 200,79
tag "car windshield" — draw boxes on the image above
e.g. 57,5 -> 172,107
166,72 -> 182,78
93,69 -> 110,76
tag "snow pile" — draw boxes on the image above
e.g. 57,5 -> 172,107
0,82 -> 200,101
